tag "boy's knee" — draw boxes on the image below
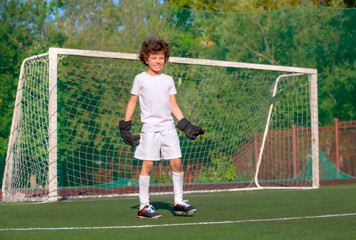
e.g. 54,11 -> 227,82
141,161 -> 154,176
170,158 -> 183,173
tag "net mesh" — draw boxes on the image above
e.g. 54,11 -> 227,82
3,52 -> 315,201
2,56 -> 50,201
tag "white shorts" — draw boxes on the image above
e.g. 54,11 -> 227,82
134,128 -> 182,161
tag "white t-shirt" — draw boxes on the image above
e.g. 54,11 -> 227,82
131,72 -> 177,132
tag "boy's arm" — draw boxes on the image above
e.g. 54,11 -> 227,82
170,94 -> 184,121
170,95 -> 205,140
119,94 -> 140,147
124,94 -> 138,121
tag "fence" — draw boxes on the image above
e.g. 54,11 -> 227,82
320,119 -> 356,177
254,119 -> 356,179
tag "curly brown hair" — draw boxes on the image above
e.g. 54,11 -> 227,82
139,37 -> 170,66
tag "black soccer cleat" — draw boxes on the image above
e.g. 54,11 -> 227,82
137,205 -> 162,219
173,200 -> 197,215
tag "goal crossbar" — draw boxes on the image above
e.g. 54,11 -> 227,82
51,48 -> 317,74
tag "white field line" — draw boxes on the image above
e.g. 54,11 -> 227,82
1,213 -> 356,232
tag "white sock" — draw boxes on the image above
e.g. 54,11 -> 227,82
172,171 -> 184,205
139,175 -> 150,209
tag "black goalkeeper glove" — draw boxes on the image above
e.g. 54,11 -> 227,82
119,120 -> 140,147
176,118 -> 205,140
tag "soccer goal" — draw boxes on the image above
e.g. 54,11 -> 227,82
1,48 -> 318,202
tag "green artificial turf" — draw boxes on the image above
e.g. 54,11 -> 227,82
1,184 -> 356,240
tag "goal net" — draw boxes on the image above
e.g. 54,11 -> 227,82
2,48 -> 319,202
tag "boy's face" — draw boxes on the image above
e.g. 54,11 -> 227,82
145,51 -> 165,76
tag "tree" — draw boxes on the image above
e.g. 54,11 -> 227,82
1,0 -> 355,188
165,0 -> 352,12
0,0 -> 64,186
164,1 -> 356,125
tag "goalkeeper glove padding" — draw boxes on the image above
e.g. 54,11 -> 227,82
176,118 -> 205,140
119,120 -> 140,147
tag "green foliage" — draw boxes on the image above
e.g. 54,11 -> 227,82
1,0 -> 355,188
195,150 -> 239,182
319,62 -> 356,124
0,0 -> 50,185
166,0 -> 350,11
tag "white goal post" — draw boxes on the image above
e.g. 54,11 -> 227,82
2,48 -> 318,202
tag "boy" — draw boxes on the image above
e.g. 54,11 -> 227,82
119,37 -> 205,219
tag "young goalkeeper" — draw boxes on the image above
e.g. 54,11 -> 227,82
119,37 -> 205,219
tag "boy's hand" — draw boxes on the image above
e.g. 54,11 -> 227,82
119,120 -> 140,147
176,118 -> 205,140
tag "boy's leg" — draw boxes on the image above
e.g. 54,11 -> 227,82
137,160 -> 162,219
139,160 -> 154,209
170,158 -> 183,204
170,158 -> 197,215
